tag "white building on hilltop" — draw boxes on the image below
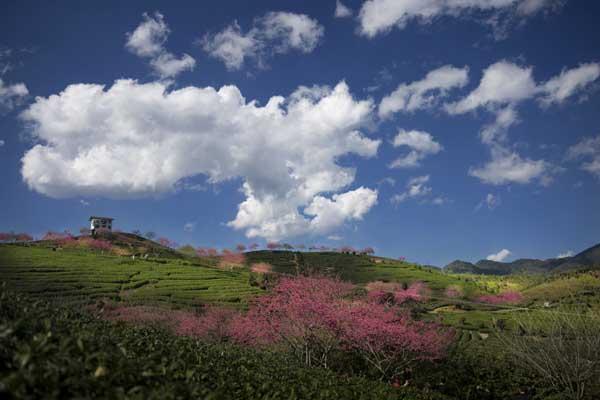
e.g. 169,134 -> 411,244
89,216 -> 114,234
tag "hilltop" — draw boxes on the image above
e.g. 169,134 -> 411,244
443,242 -> 600,275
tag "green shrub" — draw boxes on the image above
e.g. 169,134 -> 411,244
0,287 -> 446,400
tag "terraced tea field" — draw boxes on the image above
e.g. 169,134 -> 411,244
0,245 -> 263,308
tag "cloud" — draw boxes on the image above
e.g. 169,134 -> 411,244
567,135 -> 600,178
539,63 -> 600,106
378,177 -> 396,186
390,175 -> 432,204
20,79 -> 380,241
0,78 -> 28,111
0,139 -> 4,147
469,148 -> 551,185
357,0 -> 561,38
476,193 -> 501,211
445,61 -> 537,115
557,250 -> 574,258
446,61 -> 600,115
304,187 -> 378,234
200,22 -> 258,70
389,129 -> 442,168
446,60 -> 599,186
486,248 -> 511,262
431,196 -> 449,205
335,1 -> 353,18
516,0 -> 564,16
79,199 -> 90,206
126,12 -> 195,78
202,11 -> 324,70
379,65 -> 468,118
327,235 -> 343,241
183,222 -> 196,232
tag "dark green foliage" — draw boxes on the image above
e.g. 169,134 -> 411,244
0,288 -> 447,400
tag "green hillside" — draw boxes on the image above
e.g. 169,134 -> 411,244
0,245 -> 262,308
245,250 -> 479,292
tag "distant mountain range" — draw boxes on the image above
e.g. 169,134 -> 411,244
443,242 -> 600,275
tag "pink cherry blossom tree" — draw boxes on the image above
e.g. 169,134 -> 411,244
229,275 -> 451,377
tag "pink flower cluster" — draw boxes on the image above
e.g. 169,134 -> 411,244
0,232 -> 33,242
100,275 -> 452,379
366,281 -> 430,305
102,304 -> 237,342
250,262 -> 273,274
229,276 -> 451,373
477,291 -> 523,304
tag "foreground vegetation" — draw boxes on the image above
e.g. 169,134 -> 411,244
0,287 -> 429,400
1,242 -> 600,399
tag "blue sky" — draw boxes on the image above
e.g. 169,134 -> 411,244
1,0 -> 599,266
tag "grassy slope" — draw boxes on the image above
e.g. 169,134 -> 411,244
0,245 -> 262,308
245,250 -> 480,292
2,245 -> 599,333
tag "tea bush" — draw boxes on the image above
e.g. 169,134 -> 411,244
0,287 -> 448,400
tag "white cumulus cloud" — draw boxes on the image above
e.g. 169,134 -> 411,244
202,11 -> 324,70
390,175 -> 432,204
20,79 -> 380,241
0,78 -> 28,111
486,248 -> 511,262
335,1 -> 353,18
567,135 -> 600,178
539,63 -> 600,106
469,148 -> 551,185
389,129 -> 442,168
357,0 -> 561,38
379,65 -> 468,118
445,61 -> 537,115
126,12 -> 195,78
446,60 -> 599,186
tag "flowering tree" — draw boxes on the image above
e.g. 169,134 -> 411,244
477,291 -> 523,305
266,242 -> 280,250
88,239 -> 112,253
398,256 -> 406,262
361,247 -> 375,255
0,232 -> 12,242
175,306 -> 238,342
340,246 -> 355,253
235,244 -> 247,253
250,262 -> 273,274
229,275 -> 451,377
365,281 -> 430,305
220,250 -> 245,267
230,276 -> 354,368
337,303 -> 451,379
206,248 -> 218,257
0,232 -> 33,242
248,243 -> 259,250
196,247 -> 208,257
14,233 -> 33,242
158,237 -> 173,248
42,231 -> 76,247
394,281 -> 431,304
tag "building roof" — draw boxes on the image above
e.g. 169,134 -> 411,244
89,216 -> 114,221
